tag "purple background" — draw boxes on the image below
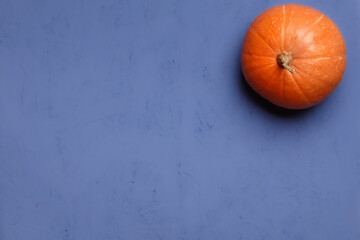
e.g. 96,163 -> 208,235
0,0 -> 359,239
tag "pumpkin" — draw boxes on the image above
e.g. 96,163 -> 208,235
241,4 -> 346,109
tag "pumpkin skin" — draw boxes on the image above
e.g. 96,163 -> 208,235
241,4 -> 346,109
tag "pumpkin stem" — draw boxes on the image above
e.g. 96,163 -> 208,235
276,51 -> 295,74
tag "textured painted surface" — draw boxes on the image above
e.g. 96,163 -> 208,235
0,0 -> 359,239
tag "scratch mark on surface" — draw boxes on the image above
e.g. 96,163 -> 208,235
182,171 -> 195,179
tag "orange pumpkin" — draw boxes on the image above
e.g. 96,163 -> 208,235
241,4 -> 346,109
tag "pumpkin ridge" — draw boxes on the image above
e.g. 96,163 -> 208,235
243,62 -> 276,74
280,70 -> 286,102
282,5 -> 286,50
294,67 -> 335,90
242,52 -> 275,59
292,65 -> 337,88
293,56 -> 344,60
288,73 -> 312,104
292,22 -> 344,57
289,14 -> 324,52
250,26 -> 277,54
245,66 -> 280,94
